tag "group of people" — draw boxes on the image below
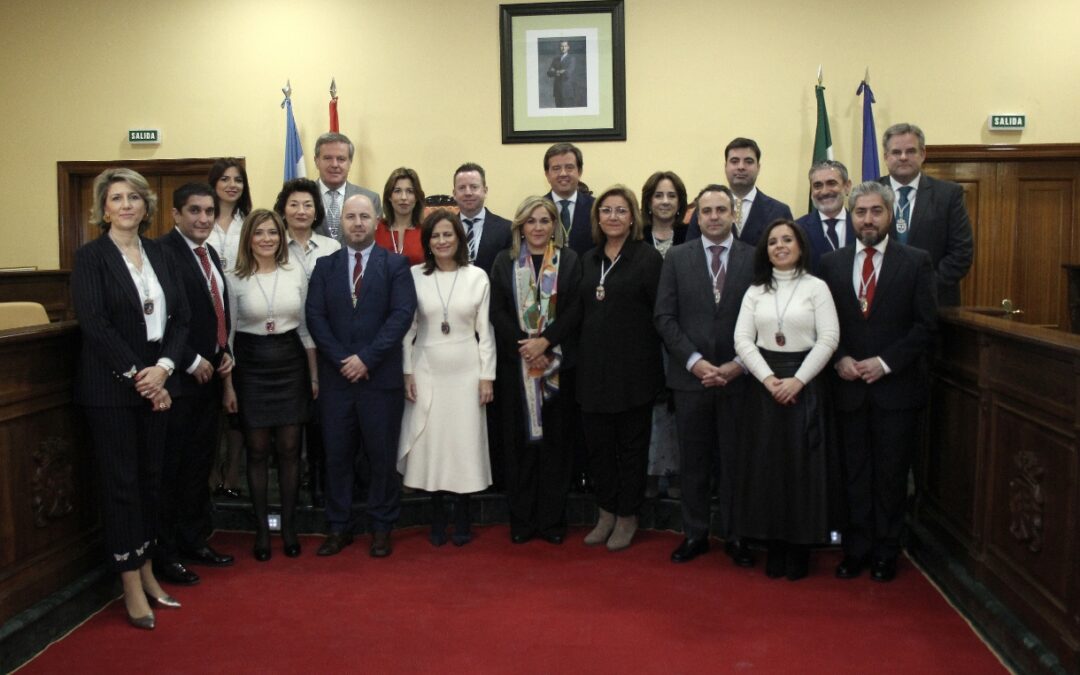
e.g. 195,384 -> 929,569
72,123 -> 972,630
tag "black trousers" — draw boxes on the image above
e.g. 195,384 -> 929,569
582,403 -> 652,517
673,387 -> 743,540
505,371 -> 574,538
838,400 -> 920,560
158,379 -> 222,561
86,404 -> 168,572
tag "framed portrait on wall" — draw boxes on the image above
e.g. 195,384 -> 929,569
499,1 -> 626,144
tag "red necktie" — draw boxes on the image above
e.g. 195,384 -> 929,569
352,251 -> 363,299
195,246 -> 228,348
860,247 -> 877,316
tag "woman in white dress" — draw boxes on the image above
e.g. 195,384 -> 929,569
398,208 -> 496,546
733,219 -> 840,581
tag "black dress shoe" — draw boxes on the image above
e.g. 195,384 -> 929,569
786,545 -> 809,581
213,484 -> 243,500
870,557 -> 897,582
511,532 -> 534,544
283,543 -> 301,558
317,533 -> 354,557
155,561 -> 200,586
764,544 -> 787,579
370,531 -> 392,558
724,540 -> 756,567
835,554 -> 868,579
671,537 -> 710,563
181,545 -> 234,567
539,532 -> 564,545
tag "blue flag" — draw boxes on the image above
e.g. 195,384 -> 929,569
857,80 -> 879,181
283,98 -> 306,180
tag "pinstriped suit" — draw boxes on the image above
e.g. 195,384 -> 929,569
72,233 -> 189,571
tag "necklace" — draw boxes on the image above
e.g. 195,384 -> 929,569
389,227 -> 405,255
433,267 -> 460,334
596,253 -> 621,301
773,272 -> 804,347
253,267 -> 280,333
115,239 -> 156,315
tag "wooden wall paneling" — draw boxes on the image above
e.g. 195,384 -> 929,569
0,271 -> 71,321
1012,176 -> 1074,326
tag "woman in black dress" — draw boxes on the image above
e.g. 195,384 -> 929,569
72,168 -> 189,629
490,196 -> 582,545
577,185 -> 664,551
222,209 -> 317,560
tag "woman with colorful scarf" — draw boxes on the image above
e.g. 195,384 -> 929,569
490,196 -> 583,545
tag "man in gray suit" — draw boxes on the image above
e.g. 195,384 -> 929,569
655,184 -> 756,566
314,132 -> 381,243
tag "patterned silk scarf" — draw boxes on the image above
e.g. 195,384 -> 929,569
513,241 -> 562,441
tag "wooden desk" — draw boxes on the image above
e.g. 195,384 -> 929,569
916,308 -> 1079,672
0,321 -> 101,624
0,271 -> 72,322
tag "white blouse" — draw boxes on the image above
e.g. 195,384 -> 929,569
287,231 -> 341,280
210,211 -> 244,272
734,268 -> 839,385
225,262 -> 314,349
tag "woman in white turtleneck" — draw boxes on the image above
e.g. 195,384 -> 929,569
733,219 -> 840,582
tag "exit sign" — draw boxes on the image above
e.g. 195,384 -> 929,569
128,129 -> 161,144
988,115 -> 1025,131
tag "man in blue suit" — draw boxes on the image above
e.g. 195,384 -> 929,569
306,194 -> 417,558
796,160 -> 855,274
687,137 -> 793,245
545,142 -> 595,255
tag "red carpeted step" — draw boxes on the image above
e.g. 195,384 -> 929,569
18,528 -> 1006,674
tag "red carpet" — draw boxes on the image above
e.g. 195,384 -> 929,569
18,527 -> 1006,674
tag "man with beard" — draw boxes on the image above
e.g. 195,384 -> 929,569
819,182 -> 937,582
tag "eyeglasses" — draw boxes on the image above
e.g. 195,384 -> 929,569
598,206 -> 630,217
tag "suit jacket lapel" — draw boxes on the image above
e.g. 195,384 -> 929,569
173,230 -> 217,310
869,242 -> 903,317
100,235 -> 145,315
909,175 -> 933,237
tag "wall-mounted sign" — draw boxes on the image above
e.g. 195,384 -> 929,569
128,129 -> 161,144
988,115 -> 1025,131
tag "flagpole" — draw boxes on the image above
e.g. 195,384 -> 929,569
329,78 -> 339,133
282,80 -> 306,181
810,66 -> 833,210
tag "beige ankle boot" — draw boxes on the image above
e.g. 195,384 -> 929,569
606,515 -> 638,551
584,508 -> 616,545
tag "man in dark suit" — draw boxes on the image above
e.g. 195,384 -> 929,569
687,137 -> 793,245
878,123 -> 973,306
314,132 -> 382,242
655,184 -> 756,567
452,162 -> 512,275
819,181 -> 937,582
545,142 -> 595,255
306,194 -> 417,558
154,183 -> 235,585
796,160 -> 855,274
546,40 -> 577,107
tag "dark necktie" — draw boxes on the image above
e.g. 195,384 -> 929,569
860,248 -> 877,316
352,251 -> 363,300
709,244 -> 726,300
896,186 -> 913,244
559,199 -> 571,236
195,246 -> 228,348
824,218 -> 840,250
327,190 -> 341,239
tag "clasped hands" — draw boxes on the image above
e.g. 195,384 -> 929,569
835,356 -> 886,384
134,365 -> 171,412
763,374 -> 804,406
518,336 -> 552,373
691,359 -> 743,389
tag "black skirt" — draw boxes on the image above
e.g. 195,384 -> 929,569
232,330 -> 310,429
734,349 -> 843,545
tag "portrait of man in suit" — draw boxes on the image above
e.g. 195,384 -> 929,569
305,193 -> 417,558
654,184 -> 757,568
819,181 -> 937,583
541,38 -> 585,108
878,123 -> 973,306
313,132 -> 382,243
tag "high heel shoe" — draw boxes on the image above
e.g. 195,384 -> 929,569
283,531 -> 301,558
145,591 -> 181,609
127,609 -> 155,630
254,529 -> 271,562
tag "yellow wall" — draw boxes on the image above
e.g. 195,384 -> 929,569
2,0 -> 1078,270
